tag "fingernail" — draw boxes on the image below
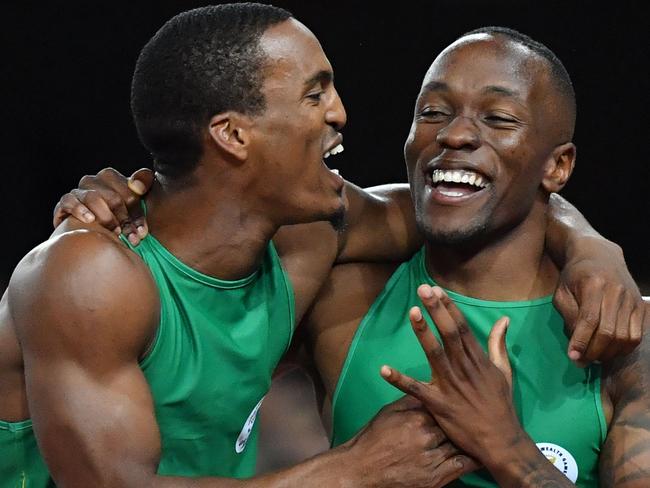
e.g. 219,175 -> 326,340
421,286 -> 434,298
380,365 -> 392,378
454,457 -> 464,468
82,212 -> 95,223
413,308 -> 423,321
137,226 -> 147,237
128,179 -> 146,195
568,350 -> 581,361
128,233 -> 139,245
114,226 -> 122,235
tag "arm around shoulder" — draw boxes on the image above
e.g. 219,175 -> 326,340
337,181 -> 421,263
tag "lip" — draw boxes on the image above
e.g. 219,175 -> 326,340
424,183 -> 489,206
323,132 -> 344,156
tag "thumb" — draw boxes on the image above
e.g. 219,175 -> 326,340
488,316 -> 512,389
127,168 -> 155,196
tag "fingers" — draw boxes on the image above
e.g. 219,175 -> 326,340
417,285 -> 485,368
408,306 -> 451,380
416,285 -> 465,359
53,193 -> 95,228
388,394 -> 423,412
128,168 -> 155,195
381,365 -> 435,406
430,454 -> 480,487
553,284 -> 579,334
487,317 -> 511,388
566,281 -> 604,363
75,189 -> 123,234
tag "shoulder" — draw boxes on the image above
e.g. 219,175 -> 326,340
7,219 -> 159,361
273,221 -> 340,321
307,261 -> 401,337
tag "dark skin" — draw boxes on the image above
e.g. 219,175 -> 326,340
0,18 -> 473,488
306,34 -> 650,486
4,21 -> 644,488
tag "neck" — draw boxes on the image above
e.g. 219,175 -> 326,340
144,171 -> 279,281
425,202 -> 559,301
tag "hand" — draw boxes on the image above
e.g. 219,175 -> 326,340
554,242 -> 646,366
344,395 -> 479,488
52,167 -> 155,245
380,284 -> 521,468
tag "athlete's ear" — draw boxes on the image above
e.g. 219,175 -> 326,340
208,112 -> 253,162
542,142 -> 576,193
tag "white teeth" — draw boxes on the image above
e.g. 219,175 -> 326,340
430,169 -> 488,189
323,144 -> 344,159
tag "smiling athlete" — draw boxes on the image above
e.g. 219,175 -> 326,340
4,5 -> 645,487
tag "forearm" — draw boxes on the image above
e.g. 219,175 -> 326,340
148,446 -> 358,488
545,193 -> 622,267
338,181 -> 421,263
483,434 -> 573,488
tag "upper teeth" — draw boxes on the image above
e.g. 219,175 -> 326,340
324,144 -> 344,159
431,169 -> 487,188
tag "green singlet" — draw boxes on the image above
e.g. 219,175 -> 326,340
0,232 -> 294,487
331,248 -> 606,487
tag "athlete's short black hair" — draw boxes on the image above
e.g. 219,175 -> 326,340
461,26 -> 576,136
131,3 -> 293,178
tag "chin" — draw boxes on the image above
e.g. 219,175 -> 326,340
419,218 -> 490,247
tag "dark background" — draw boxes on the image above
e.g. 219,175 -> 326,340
2,1 -> 648,289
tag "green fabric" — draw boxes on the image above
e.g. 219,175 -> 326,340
0,234 -> 294,485
331,247 -> 605,487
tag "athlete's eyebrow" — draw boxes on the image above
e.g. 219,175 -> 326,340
481,85 -> 522,99
304,70 -> 333,89
422,81 -> 448,93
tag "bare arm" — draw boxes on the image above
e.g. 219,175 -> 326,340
8,224 -> 470,488
547,194 -> 645,363
53,170 -> 644,363
599,302 -> 650,487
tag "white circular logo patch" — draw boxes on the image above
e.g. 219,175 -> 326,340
536,442 -> 578,483
235,396 -> 265,454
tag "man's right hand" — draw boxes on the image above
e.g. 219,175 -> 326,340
342,395 -> 478,487
53,167 -> 154,245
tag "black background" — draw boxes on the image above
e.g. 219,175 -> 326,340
2,1 -> 648,289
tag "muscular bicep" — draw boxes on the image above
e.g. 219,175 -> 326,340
8,228 -> 161,487
24,351 -> 161,486
337,182 -> 421,264
600,306 -> 650,487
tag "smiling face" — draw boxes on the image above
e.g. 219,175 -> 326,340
404,33 -> 575,246
247,18 -> 348,228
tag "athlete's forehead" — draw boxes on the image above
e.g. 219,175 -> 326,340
259,18 -> 334,93
418,34 -> 550,107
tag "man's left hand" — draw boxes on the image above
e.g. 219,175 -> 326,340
554,242 -> 646,366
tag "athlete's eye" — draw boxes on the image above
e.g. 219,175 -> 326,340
418,107 -> 449,122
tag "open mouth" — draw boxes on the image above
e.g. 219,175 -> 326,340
427,168 -> 490,198
322,138 -> 345,178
